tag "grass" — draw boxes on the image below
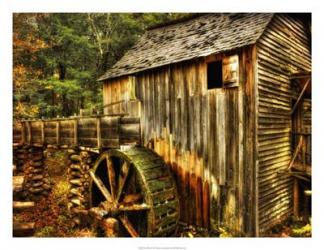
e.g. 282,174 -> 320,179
267,216 -> 312,237
290,217 -> 312,237
34,226 -> 56,237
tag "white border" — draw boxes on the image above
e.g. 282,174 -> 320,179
1,0 -> 323,250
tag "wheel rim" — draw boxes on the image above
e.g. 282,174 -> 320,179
89,151 -> 150,237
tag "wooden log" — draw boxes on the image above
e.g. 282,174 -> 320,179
31,181 -> 43,188
13,201 -> 35,212
69,179 -> 83,186
69,171 -> 82,178
13,176 -> 24,193
42,183 -> 51,190
29,187 -> 43,193
71,198 -> 83,206
31,175 -> 43,181
31,168 -> 43,174
70,154 -> 81,162
70,188 -> 83,197
13,222 -> 35,237
70,164 -> 82,171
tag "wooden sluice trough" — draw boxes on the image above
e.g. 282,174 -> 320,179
13,114 -> 180,237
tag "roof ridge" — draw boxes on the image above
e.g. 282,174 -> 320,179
98,13 -> 274,81
147,13 -> 208,31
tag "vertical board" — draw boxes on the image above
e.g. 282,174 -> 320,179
134,57 -> 242,233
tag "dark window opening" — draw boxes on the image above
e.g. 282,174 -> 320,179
207,60 -> 223,89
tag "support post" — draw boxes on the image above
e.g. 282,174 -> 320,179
291,79 -> 310,115
73,118 -> 78,146
41,120 -> 45,145
56,121 -> 60,145
26,121 -> 31,145
293,179 -> 299,217
96,117 -> 101,148
21,121 -> 26,144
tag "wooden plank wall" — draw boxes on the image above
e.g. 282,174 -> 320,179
13,122 -> 23,144
103,76 -> 134,114
256,14 -> 311,234
13,116 -> 140,149
134,50 -> 253,234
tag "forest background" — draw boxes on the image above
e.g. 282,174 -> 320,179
13,13 -> 189,119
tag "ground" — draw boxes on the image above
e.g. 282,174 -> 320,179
13,150 -> 311,237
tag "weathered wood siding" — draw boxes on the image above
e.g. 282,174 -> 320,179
103,76 -> 136,115
13,122 -> 23,144
133,47 -> 256,235
256,14 -> 311,234
13,116 -> 140,149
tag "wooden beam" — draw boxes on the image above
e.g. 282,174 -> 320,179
102,99 -> 137,108
293,179 -> 299,217
13,176 -> 25,193
288,135 -> 303,170
96,117 -> 101,148
291,79 -> 310,115
21,121 -> 26,144
89,170 -> 113,203
26,121 -> 31,144
13,222 -> 35,237
116,161 -> 130,202
56,121 -> 60,145
73,118 -> 78,146
118,203 -> 150,211
106,157 -> 116,200
13,201 -> 35,212
118,214 -> 139,237
41,120 -> 45,145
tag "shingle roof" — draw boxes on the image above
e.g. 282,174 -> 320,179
98,13 -> 273,81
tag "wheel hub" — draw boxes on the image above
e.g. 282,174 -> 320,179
100,201 -> 120,216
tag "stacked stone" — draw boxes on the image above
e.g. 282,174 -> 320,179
23,146 -> 51,200
67,150 -> 95,225
13,144 -> 30,175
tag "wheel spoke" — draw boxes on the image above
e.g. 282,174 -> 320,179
119,203 -> 150,211
89,206 -> 108,220
116,161 -> 130,202
118,214 -> 139,237
106,156 -> 117,200
89,169 -> 113,203
121,193 -> 143,205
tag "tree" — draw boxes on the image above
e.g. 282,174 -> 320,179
13,13 -> 48,119
13,13 -> 191,119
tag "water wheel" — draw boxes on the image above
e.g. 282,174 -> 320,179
88,147 -> 180,237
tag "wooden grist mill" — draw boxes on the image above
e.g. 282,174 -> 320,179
13,13 -> 311,237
